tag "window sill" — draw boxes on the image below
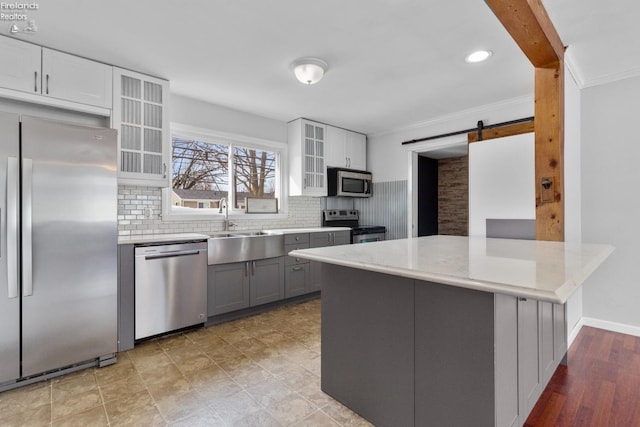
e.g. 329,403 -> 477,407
160,188 -> 288,222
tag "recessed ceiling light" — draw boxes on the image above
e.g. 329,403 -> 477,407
465,50 -> 493,63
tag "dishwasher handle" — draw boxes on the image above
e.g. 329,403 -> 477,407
143,250 -> 202,260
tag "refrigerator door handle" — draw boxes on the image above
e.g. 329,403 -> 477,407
22,158 -> 33,297
7,157 -> 18,299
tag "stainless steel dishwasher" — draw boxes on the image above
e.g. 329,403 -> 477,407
134,241 -> 208,340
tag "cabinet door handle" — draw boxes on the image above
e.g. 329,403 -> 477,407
34,71 -> 38,92
245,262 -> 249,277
518,297 -> 527,302
162,163 -> 167,179
292,266 -> 303,271
252,261 -> 256,276
45,74 -> 49,94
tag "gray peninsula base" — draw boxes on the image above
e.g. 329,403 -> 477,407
321,263 -> 567,427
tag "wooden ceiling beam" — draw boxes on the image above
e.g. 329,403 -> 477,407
484,0 -> 564,68
484,0 -> 565,241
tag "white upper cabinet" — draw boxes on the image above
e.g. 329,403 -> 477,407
0,36 -> 41,93
113,68 -> 170,187
326,124 -> 367,170
0,36 -> 112,109
41,49 -> 112,109
288,119 -> 327,196
346,131 -> 367,170
326,125 -> 347,168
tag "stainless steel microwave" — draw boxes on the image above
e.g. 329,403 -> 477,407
327,167 -> 372,197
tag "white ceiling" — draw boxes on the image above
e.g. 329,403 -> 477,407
6,0 -> 640,135
542,0 -> 640,88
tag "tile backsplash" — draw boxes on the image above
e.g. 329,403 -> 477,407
117,185 -> 321,236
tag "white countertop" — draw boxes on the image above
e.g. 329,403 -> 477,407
289,235 -> 614,304
118,227 -> 350,245
118,233 -> 209,245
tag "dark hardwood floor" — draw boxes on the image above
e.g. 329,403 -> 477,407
525,326 -> 640,426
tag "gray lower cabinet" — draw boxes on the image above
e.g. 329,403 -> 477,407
310,230 -> 350,248
285,263 -> 309,298
208,257 -> 284,316
285,237 -> 310,298
117,244 -> 135,352
207,262 -> 250,316
518,297 -> 542,422
495,296 -> 568,427
321,263 -> 567,427
309,261 -> 322,293
309,230 -> 350,291
250,257 -> 285,306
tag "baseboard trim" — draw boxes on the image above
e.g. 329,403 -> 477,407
581,317 -> 640,337
568,318 -> 585,348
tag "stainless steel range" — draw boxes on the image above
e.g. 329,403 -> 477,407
322,209 -> 386,243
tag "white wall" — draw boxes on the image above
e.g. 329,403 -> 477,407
367,96 -> 534,183
581,75 -> 640,333
564,64 -> 584,339
468,133 -> 535,237
170,94 -> 287,143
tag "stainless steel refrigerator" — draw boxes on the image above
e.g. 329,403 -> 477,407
0,111 -> 117,388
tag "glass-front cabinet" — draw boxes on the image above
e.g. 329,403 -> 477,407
287,118 -> 326,196
113,68 -> 170,186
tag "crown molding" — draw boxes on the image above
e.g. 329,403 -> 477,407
581,67 -> 640,89
563,51 -> 585,89
564,48 -> 640,89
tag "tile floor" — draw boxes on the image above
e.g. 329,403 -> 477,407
0,299 -> 373,426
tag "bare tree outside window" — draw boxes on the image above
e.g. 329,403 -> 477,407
172,137 -> 229,191
171,136 -> 277,210
233,147 -> 276,209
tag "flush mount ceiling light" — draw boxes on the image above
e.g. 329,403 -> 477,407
292,57 -> 328,85
465,50 -> 493,63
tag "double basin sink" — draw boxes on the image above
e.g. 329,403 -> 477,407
208,230 -> 285,265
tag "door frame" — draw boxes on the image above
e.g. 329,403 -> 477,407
406,135 -> 467,237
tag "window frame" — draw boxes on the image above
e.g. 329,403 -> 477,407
162,123 -> 288,221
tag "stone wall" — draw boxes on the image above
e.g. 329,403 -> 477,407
438,156 -> 468,236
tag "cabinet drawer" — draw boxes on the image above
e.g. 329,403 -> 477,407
311,230 -> 351,247
285,242 -> 310,265
285,233 -> 309,245
285,263 -> 309,298
310,232 -> 331,247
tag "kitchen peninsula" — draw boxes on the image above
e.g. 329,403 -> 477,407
289,235 -> 614,427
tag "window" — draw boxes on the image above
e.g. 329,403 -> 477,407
232,146 -> 276,209
167,127 -> 284,217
